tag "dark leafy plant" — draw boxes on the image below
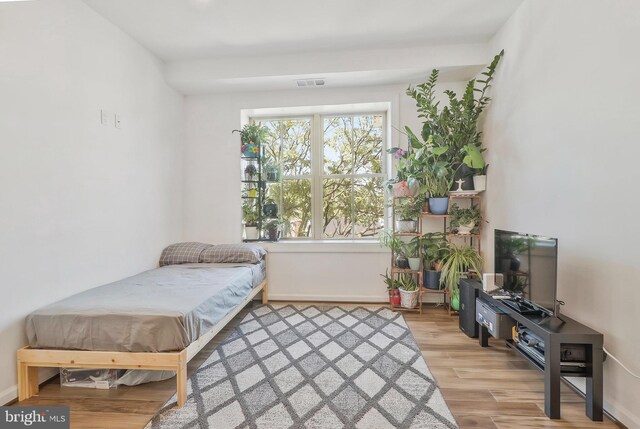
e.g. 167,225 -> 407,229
394,197 -> 422,220
242,200 -> 259,226
381,269 -> 397,291
233,123 -> 268,145
379,231 -> 416,258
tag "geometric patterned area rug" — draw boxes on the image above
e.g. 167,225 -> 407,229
146,304 -> 458,429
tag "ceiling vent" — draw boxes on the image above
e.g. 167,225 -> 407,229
296,78 -> 325,87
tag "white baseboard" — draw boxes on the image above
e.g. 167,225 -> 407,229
267,294 -> 387,303
1,368 -> 58,406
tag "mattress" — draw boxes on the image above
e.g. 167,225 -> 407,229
26,262 -> 266,352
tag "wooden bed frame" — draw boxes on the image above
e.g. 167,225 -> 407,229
17,280 -> 268,408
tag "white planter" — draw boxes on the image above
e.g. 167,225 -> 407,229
457,222 -> 475,235
245,226 -> 259,240
473,175 -> 486,192
408,258 -> 421,271
395,220 -> 417,233
399,288 -> 419,308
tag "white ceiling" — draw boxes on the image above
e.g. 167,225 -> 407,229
84,0 -> 523,61
83,0 -> 523,93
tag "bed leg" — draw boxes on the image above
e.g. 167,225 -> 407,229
176,352 -> 188,408
17,360 -> 38,401
262,282 -> 269,305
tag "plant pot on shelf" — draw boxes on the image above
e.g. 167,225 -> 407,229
263,203 -> 278,217
408,258 -> 421,271
265,166 -> 279,182
473,175 -> 486,192
244,225 -> 259,240
399,288 -> 419,309
391,181 -> 413,197
456,222 -> 475,235
423,270 -> 442,290
395,255 -> 410,269
428,197 -> 449,215
450,290 -> 460,311
395,220 -> 417,233
241,143 -> 259,158
388,289 -> 401,306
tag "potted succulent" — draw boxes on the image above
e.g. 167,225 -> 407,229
394,197 -> 422,233
439,244 -> 483,310
244,163 -> 258,181
381,269 -> 401,306
449,203 -> 481,235
233,123 -> 268,158
397,274 -> 420,309
421,232 -> 449,289
242,200 -> 260,240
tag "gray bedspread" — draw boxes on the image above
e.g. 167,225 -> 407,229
26,262 -> 266,352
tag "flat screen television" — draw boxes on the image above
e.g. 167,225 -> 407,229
494,229 -> 558,316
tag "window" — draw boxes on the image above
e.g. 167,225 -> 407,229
257,112 -> 386,240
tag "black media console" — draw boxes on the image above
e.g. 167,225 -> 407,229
459,278 -> 604,421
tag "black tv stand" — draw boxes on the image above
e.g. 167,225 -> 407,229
461,279 -> 604,421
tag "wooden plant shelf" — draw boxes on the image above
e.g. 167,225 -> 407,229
393,268 -> 422,274
448,233 -> 481,239
394,232 -> 421,237
449,194 -> 482,199
421,213 -> 450,218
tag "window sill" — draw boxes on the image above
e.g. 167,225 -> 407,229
262,240 -> 389,254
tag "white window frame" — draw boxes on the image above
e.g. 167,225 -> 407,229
248,103 -> 389,241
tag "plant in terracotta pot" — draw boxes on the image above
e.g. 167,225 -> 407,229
421,232 -> 449,289
449,203 -> 481,235
381,269 -> 401,306
439,244 -> 483,310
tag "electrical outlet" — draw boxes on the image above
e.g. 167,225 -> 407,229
101,109 -> 108,126
115,113 -> 121,129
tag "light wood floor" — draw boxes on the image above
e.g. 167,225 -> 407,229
17,303 -> 620,429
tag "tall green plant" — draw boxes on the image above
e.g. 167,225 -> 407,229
405,50 -> 504,166
439,244 -> 483,293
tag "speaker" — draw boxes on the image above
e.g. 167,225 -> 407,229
459,278 -> 481,338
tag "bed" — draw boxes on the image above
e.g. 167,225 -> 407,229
17,243 -> 268,408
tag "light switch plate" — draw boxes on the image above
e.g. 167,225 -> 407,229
115,113 -> 121,129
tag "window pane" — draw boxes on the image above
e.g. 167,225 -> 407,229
279,179 -> 312,238
263,119 -> 311,177
323,178 -> 353,238
323,115 -> 383,175
354,178 -> 384,238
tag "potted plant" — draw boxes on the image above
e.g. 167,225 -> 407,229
381,269 -> 401,306
394,197 -> 422,233
421,232 -> 448,289
242,200 -> 260,240
385,147 -> 420,197
379,231 -> 411,269
264,218 -> 283,241
244,163 -> 258,181
265,164 -> 280,182
439,244 -> 483,310
263,199 -> 278,217
462,144 -> 488,192
449,203 -> 481,235
233,123 -> 268,158
405,51 -> 504,190
406,236 -> 422,271
397,274 -> 420,309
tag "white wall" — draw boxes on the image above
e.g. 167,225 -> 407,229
483,1 -> 640,426
0,0 -> 184,404
184,83 -> 464,302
